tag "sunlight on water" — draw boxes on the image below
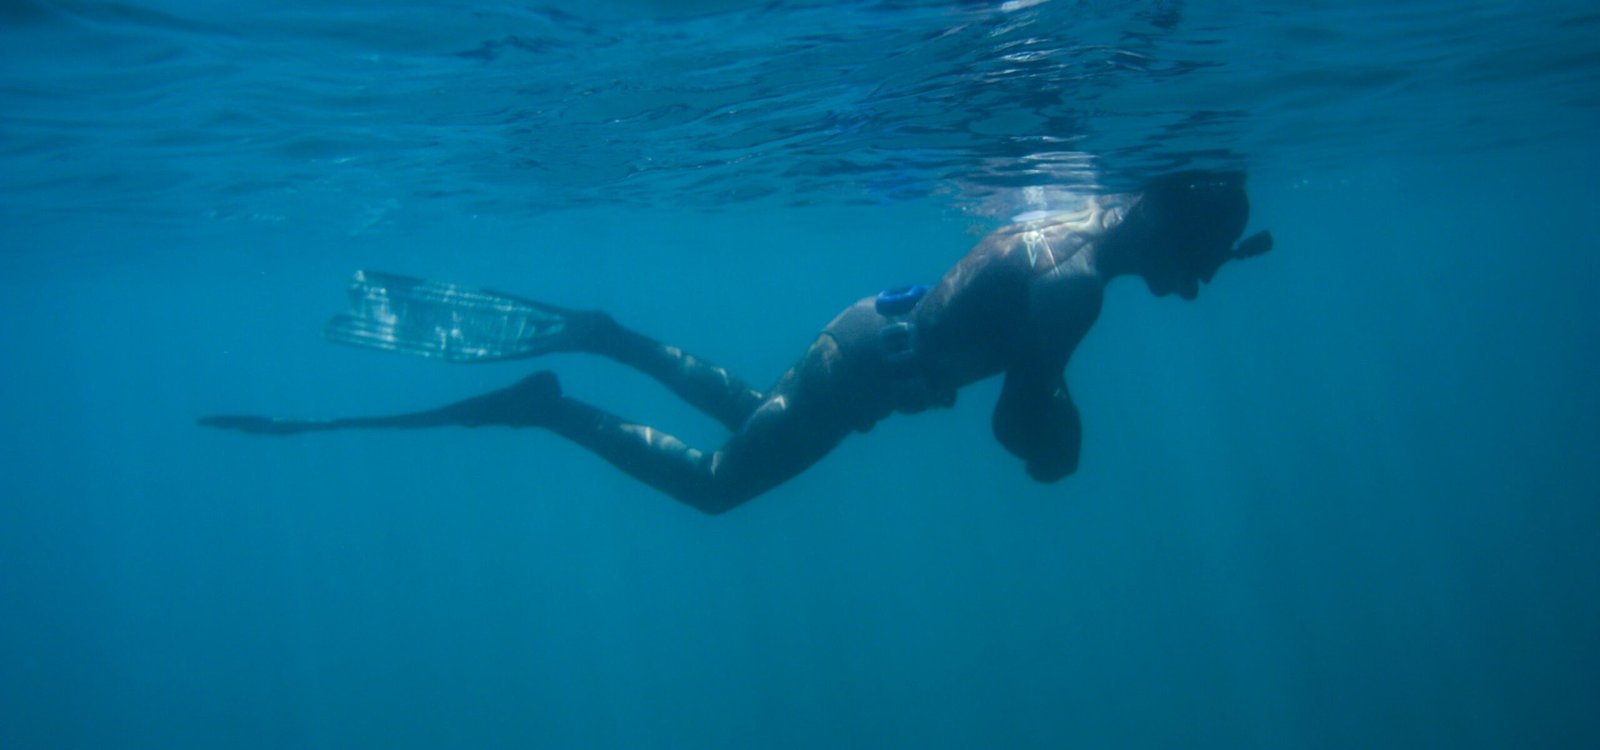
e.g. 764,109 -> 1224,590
2,0 -> 1595,227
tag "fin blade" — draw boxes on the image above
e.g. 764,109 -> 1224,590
323,270 -> 570,362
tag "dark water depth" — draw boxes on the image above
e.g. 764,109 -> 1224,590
2,2 -> 1598,748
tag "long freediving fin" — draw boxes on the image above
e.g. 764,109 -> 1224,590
198,372 -> 563,435
323,270 -> 579,363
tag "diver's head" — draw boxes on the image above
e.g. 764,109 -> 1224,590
1123,170 -> 1265,300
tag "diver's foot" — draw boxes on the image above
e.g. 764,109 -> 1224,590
452,370 -> 563,428
559,309 -> 621,354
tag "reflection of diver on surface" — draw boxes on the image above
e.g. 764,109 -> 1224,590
201,171 -> 1272,515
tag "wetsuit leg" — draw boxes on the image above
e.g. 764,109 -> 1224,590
585,315 -> 767,432
541,335 -> 858,514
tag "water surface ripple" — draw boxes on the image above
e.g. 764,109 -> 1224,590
2,0 -> 1595,223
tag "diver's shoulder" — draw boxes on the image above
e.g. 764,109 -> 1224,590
991,192 -> 1139,239
957,230 -> 1036,273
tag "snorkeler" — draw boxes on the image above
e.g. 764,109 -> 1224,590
201,170 -> 1272,515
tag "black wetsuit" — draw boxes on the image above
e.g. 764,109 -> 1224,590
201,171 -> 1268,515
541,295 -> 955,514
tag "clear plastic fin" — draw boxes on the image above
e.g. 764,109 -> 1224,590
323,270 -> 571,362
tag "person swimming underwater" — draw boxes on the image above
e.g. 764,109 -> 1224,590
201,170 -> 1273,515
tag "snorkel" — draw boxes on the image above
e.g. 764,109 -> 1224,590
1195,229 -> 1274,284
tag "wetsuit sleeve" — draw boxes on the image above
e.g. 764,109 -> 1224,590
991,363 -> 1081,482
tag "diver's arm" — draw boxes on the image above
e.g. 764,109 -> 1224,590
987,261 -> 1102,482
991,362 -> 1081,482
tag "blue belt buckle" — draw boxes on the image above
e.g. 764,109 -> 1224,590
875,284 -> 929,317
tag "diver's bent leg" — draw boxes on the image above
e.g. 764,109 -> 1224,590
542,396 -> 749,514
585,316 -> 766,432
323,271 -> 762,429
541,390 -> 852,515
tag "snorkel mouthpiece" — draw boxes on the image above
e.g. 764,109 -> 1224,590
1197,230 -> 1273,284
1233,230 -> 1273,260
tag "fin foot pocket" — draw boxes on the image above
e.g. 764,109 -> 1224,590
449,371 -> 563,428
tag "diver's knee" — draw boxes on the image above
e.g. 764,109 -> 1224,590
693,460 -> 762,515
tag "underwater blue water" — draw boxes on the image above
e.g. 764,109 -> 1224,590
3,1 -> 1599,747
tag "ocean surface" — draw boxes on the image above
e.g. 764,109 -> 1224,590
3,1 -> 1598,747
